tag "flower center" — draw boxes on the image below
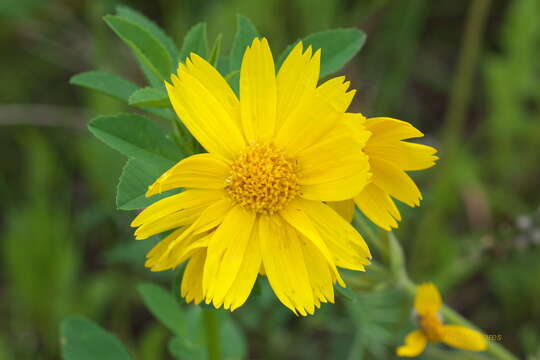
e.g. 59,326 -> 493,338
226,143 -> 300,214
419,312 -> 444,342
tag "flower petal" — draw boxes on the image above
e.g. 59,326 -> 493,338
222,219 -> 262,311
132,190 -> 224,240
181,248 -> 206,305
396,330 -> 427,357
274,85 -> 343,156
259,215 -> 316,316
166,55 -> 245,160
203,206 -> 256,308
276,42 -> 320,130
280,199 -> 344,286
316,76 -> 355,112
146,154 -> 230,196
298,123 -> 371,201
354,183 -> 401,231
162,198 -> 233,258
365,117 -> 424,144
366,141 -> 438,173
371,157 -> 422,207
326,200 -> 355,223
240,38 -> 277,142
297,199 -> 371,270
440,325 -> 487,351
414,282 -> 442,315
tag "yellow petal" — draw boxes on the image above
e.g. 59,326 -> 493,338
146,154 -> 230,196
341,112 -> 370,146
440,325 -> 487,351
300,232 -> 337,304
203,206 -> 256,307
280,199 -> 344,286
166,56 -> 245,160
396,330 -> 427,357
365,117 -> 424,144
240,38 -> 277,142
222,218 -> 263,311
162,198 -> 233,258
415,283 -> 442,315
326,200 -> 355,223
259,215 -> 316,316
316,76 -> 355,112
297,199 -> 371,270
370,157 -> 422,207
145,227 -> 185,269
354,183 -> 401,231
366,141 -> 438,173
132,189 -> 223,228
298,123 -> 371,201
181,248 -> 206,305
276,42 -> 320,130
274,82 -> 343,156
148,231 -> 211,272
132,190 -> 224,240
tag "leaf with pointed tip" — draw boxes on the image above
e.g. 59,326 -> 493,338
60,316 -> 132,360
129,87 -> 169,107
179,23 -> 209,62
116,5 -> 179,63
277,28 -> 366,78
116,158 -> 176,210
70,71 -> 139,102
104,15 -> 173,80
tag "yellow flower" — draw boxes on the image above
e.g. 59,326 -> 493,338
331,115 -> 438,229
396,283 -> 487,357
131,38 -> 373,315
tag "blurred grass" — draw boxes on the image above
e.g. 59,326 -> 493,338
1,0 -> 540,359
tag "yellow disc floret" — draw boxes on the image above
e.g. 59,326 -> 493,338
226,143 -> 300,214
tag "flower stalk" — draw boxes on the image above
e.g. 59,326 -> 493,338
203,309 -> 221,360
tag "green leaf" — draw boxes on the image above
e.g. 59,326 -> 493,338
70,71 -> 139,102
335,284 -> 359,303
208,34 -> 223,67
116,5 -> 179,63
60,316 -> 132,360
116,158 -> 176,210
179,23 -> 209,62
168,337 -> 205,360
167,308 -> 247,360
129,87 -> 169,107
277,28 -> 366,78
88,113 -> 182,164
229,15 -> 259,73
220,312 -> 247,359
104,15 -> 173,80
229,15 -> 258,93
137,283 -> 187,338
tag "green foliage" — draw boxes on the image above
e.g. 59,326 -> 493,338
138,283 -> 188,338
69,71 -> 139,102
179,23 -> 209,62
278,28 -> 366,78
116,158 -> 175,210
88,114 -> 181,164
104,15 -> 173,81
60,316 -> 132,360
116,5 -> 179,64
128,87 -> 169,108
230,15 -> 259,74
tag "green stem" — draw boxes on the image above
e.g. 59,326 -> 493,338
203,310 -> 221,360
